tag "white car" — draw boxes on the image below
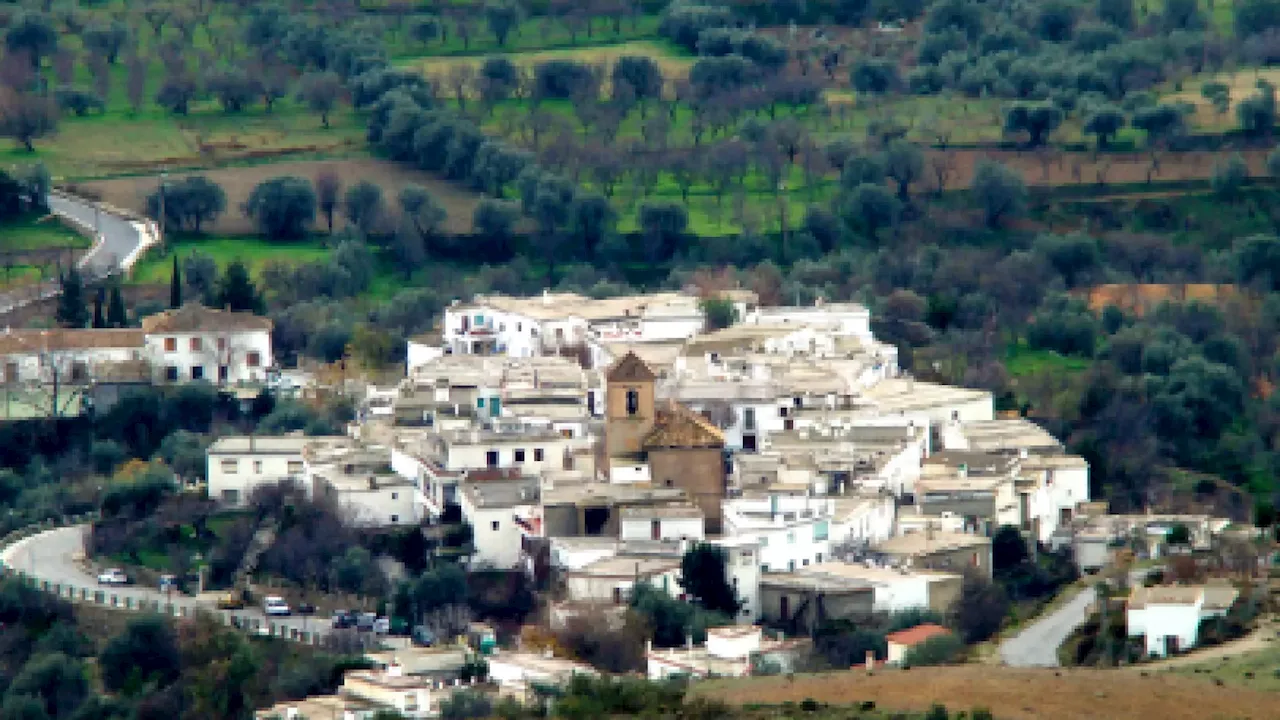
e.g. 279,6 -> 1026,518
373,617 -> 390,634
97,568 -> 128,585
263,596 -> 291,616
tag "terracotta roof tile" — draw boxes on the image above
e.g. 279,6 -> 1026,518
885,623 -> 952,647
140,304 -> 272,334
643,402 -> 725,449
607,351 -> 656,383
0,329 -> 144,355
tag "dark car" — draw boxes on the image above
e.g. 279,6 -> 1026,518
356,612 -> 377,632
411,625 -> 436,647
331,610 -> 355,629
297,602 -> 317,616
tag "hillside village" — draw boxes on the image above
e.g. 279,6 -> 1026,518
0,288 -> 1263,718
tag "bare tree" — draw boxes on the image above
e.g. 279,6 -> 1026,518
446,63 -> 475,112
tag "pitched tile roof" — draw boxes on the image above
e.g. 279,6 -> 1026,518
140,304 -> 272,334
607,351 -> 656,383
0,329 -> 144,355
643,402 -> 725,450
885,623 -> 952,647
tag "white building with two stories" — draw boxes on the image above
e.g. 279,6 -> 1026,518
205,435 -> 320,506
722,494 -> 837,573
141,304 -> 272,384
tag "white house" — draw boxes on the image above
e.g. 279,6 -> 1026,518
459,478 -> 540,569
831,494 -> 897,549
1019,452 -> 1091,543
316,473 -> 418,527
564,556 -> 683,604
205,435 -> 320,506
1126,584 -> 1239,657
486,652 -> 596,702
141,304 -> 273,384
0,328 -> 145,384
646,626 -> 807,681
722,494 -> 836,573
338,664 -> 444,718
619,505 -> 705,542
442,291 -> 721,358
710,536 -> 763,623
796,563 -> 963,614
432,426 -> 572,475
742,302 -> 873,341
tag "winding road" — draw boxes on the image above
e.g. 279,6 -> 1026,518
1,525 -> 331,642
0,192 -> 156,316
1000,569 -> 1153,667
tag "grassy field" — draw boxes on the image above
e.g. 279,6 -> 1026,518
128,235 -> 332,285
1,215 -> 93,252
694,666 -> 1280,720
1171,639 -> 1280,690
1165,68 -> 1280,131
1005,344 -> 1092,379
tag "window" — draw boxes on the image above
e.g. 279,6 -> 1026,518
802,559 -> 809,566
814,520 -> 829,541
391,514 -> 399,523
787,531 -> 796,544
816,552 -> 823,563
191,366 -> 204,380
253,461 -> 262,474
164,337 -> 176,352
221,460 -> 238,474
221,489 -> 240,504
190,337 -> 202,352
477,398 -> 486,409
740,552 -> 753,566
392,492 -> 398,499
489,520 -> 499,530
625,389 -> 639,416
743,407 -> 756,430
217,338 -> 227,351
788,560 -> 796,571
218,365 -> 229,382
287,461 -> 303,474
246,351 -> 261,368
743,434 -> 757,452
761,563 -> 770,572
514,449 -> 526,462
165,366 -> 179,381
779,406 -> 788,418
534,448 -> 544,461
759,536 -> 768,547
517,322 -> 522,331
486,450 -> 499,467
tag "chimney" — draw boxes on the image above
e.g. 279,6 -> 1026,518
865,650 -> 875,672
686,634 -> 693,651
542,289 -> 551,306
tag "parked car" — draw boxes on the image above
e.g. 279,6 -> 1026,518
263,596 -> 291,616
411,625 -> 436,647
97,569 -> 128,586
296,602 -> 316,616
332,610 -> 355,629
356,612 -> 377,632
158,574 -> 178,592
372,617 -> 390,634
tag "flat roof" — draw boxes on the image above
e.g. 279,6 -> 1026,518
207,435 -> 324,455
460,291 -> 701,323
860,379 -> 992,413
874,531 -> 991,556
804,561 -> 961,584
950,418 -> 1061,451
488,651 -> 598,677
461,478 -> 540,508
542,483 -> 689,506
570,555 -> 680,578
621,504 -> 704,519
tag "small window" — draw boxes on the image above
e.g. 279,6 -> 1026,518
787,531 -> 796,544
190,337 -> 202,352
391,514 -> 399,523
164,337 -> 176,352
287,461 -> 303,474
486,450 -> 499,467
514,449 -> 526,462
779,406 -> 788,418
221,460 -> 238,473
218,365 -> 229,382
217,338 -> 227,351
391,492 -> 398,499
534,448 -> 544,461
165,366 -> 179,381
491,520 -> 500,531
626,389 -> 639,416
477,398 -> 486,409
802,559 -> 809,566
253,460 -> 262,474
761,563 -> 770,572
788,560 -> 796,571
191,366 -> 204,380
246,351 -> 261,368
816,552 -> 823,563
221,489 -> 240,503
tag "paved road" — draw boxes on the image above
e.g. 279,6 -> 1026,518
0,193 -> 152,316
47,192 -> 143,278
1,525 -> 329,642
1000,569 -> 1152,667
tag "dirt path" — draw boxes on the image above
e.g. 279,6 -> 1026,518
1124,620 -> 1279,671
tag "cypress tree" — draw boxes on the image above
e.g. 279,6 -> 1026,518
107,284 -> 127,328
92,287 -> 106,328
169,254 -> 182,308
55,268 -> 90,328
